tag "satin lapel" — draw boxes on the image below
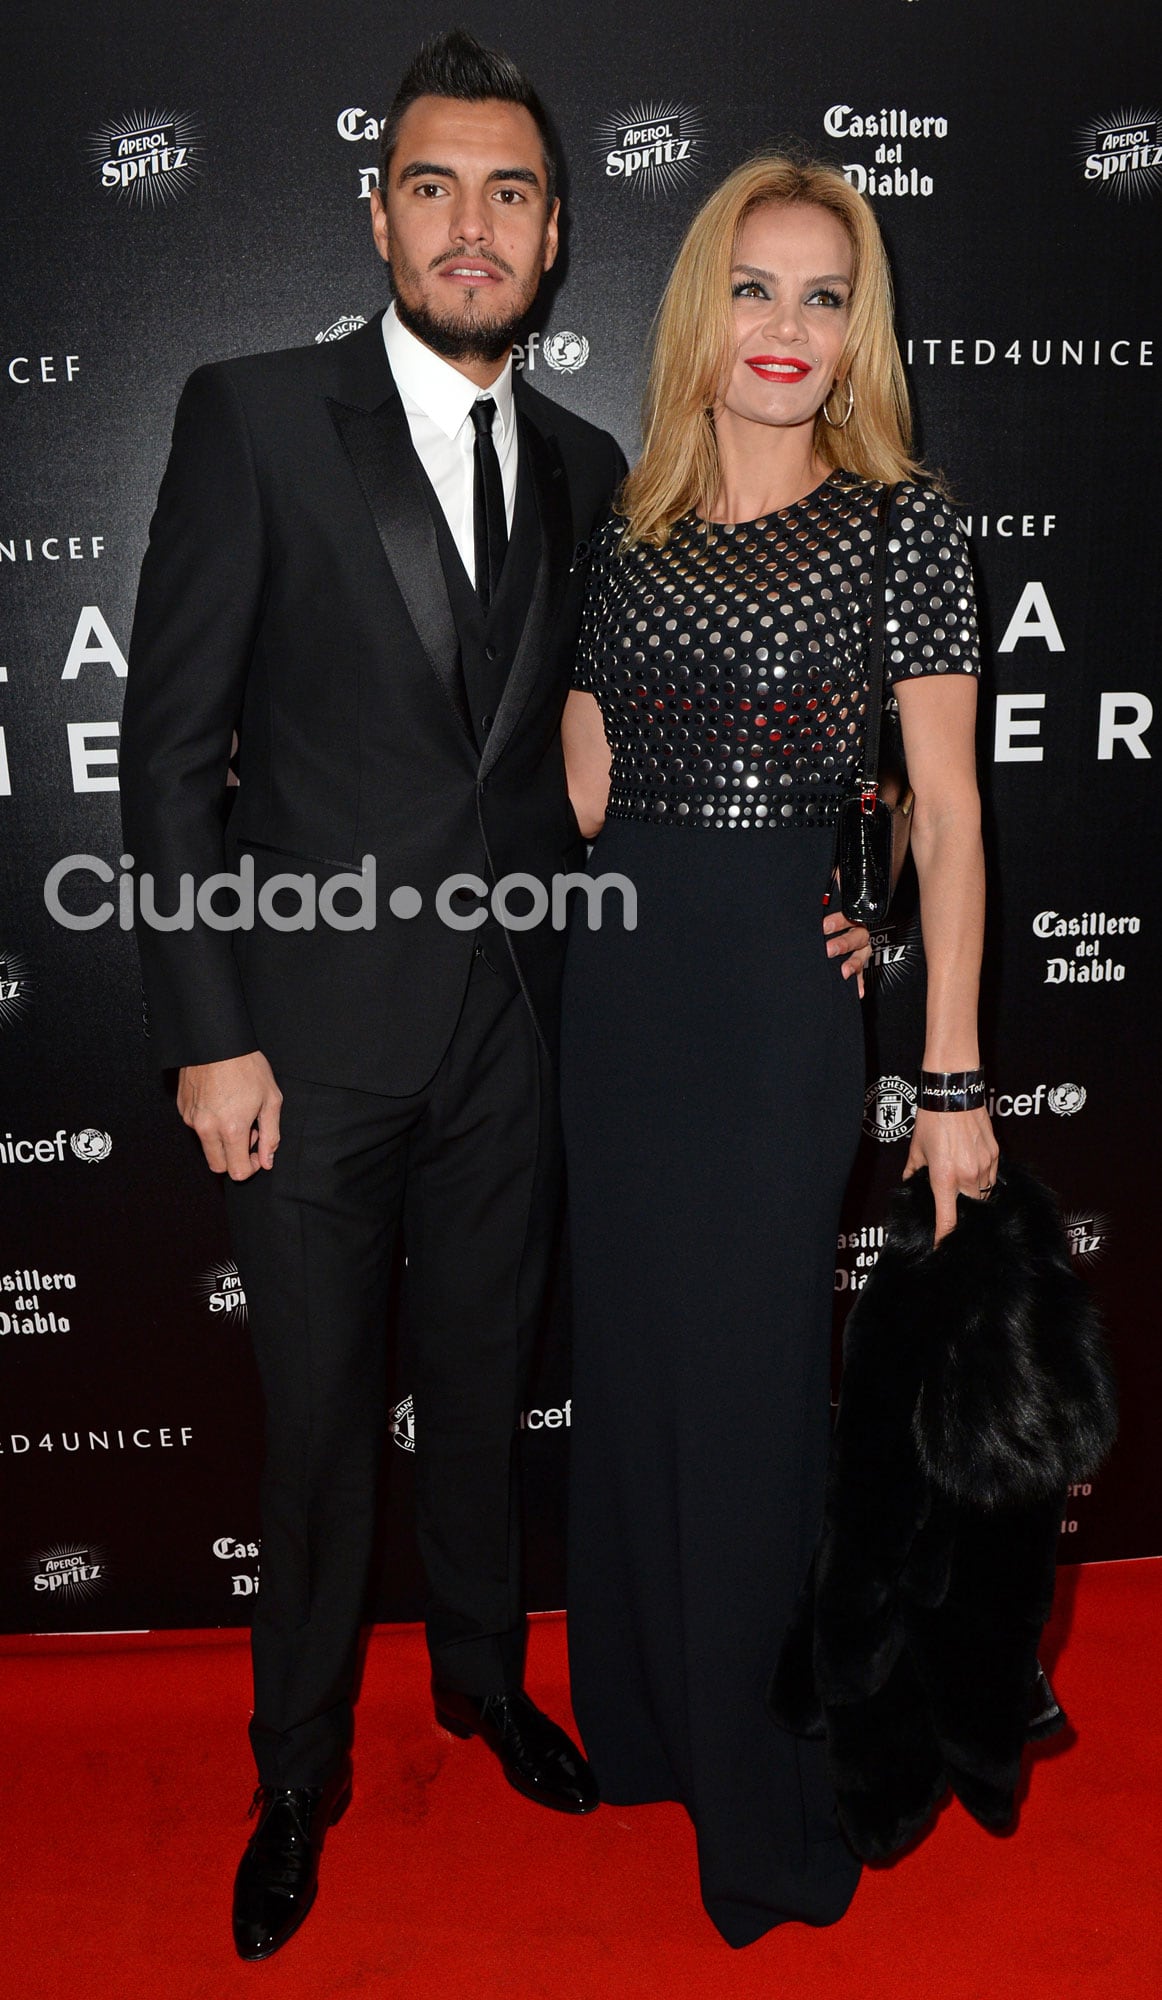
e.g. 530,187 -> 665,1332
479,412 -> 573,780
325,390 -> 472,742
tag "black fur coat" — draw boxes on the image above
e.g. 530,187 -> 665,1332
768,1159 -> 1117,1862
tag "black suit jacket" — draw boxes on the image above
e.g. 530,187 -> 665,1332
120,313 -> 625,1093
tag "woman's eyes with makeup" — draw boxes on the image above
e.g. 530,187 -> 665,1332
730,281 -> 849,307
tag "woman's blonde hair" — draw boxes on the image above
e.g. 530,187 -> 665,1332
620,154 -> 923,547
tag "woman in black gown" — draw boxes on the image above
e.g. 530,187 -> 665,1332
559,157 -> 998,1947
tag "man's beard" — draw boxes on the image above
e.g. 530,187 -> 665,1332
390,266 -> 535,365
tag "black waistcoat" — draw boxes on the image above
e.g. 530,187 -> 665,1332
421,450 -> 541,755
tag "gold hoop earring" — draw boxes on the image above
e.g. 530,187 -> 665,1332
823,378 -> 854,428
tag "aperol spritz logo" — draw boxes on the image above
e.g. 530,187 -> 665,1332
1062,1209 -> 1110,1264
596,101 -> 704,196
89,110 -> 201,207
27,1544 -> 106,1599
0,947 -> 32,1026
197,1259 -> 248,1325
869,913 -> 922,991
1078,109 -> 1162,199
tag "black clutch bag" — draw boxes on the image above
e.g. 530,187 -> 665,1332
832,482 -> 914,926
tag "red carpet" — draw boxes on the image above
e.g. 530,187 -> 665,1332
2,1560 -> 1158,2000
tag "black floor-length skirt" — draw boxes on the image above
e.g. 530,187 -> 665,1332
560,820 -> 865,1947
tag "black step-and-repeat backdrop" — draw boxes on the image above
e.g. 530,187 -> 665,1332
2,2 -> 1158,1632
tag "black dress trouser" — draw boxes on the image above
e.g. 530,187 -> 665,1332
223,941 -> 560,1787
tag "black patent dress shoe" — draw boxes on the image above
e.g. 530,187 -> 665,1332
231,1763 -> 352,1961
1027,1659 -> 1068,1740
433,1684 -> 600,1815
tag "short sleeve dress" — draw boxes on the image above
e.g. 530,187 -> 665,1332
559,470 -> 980,1946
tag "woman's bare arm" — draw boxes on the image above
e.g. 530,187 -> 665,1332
895,674 -> 999,1241
562,690 -> 612,840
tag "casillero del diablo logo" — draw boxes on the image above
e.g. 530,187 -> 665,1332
596,101 -> 704,196
89,110 -> 201,207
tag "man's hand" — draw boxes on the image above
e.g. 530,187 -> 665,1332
177,1052 -> 283,1179
824,909 -> 873,997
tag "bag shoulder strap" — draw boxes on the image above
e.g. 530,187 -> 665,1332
860,481 -> 902,789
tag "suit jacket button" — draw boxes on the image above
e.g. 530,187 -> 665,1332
484,644 -> 499,662
482,713 -> 494,733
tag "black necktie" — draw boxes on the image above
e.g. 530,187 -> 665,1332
469,396 -> 508,609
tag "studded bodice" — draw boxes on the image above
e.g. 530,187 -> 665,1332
573,471 -> 980,828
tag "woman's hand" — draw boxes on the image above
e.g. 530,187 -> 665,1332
903,1106 -> 999,1244
823,910 -> 872,996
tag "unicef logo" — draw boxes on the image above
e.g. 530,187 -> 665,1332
543,330 -> 589,373
862,1075 -> 917,1144
69,1128 -> 112,1163
1048,1082 -> 1087,1117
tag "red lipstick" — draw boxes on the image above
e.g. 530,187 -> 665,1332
745,355 -> 813,382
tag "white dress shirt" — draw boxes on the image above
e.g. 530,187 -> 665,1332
381,302 -> 518,585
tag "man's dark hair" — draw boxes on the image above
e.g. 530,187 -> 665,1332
378,27 -> 558,204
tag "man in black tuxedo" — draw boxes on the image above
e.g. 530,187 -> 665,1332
120,30 -> 624,1961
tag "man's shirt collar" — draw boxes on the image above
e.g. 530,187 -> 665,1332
382,301 -> 515,442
